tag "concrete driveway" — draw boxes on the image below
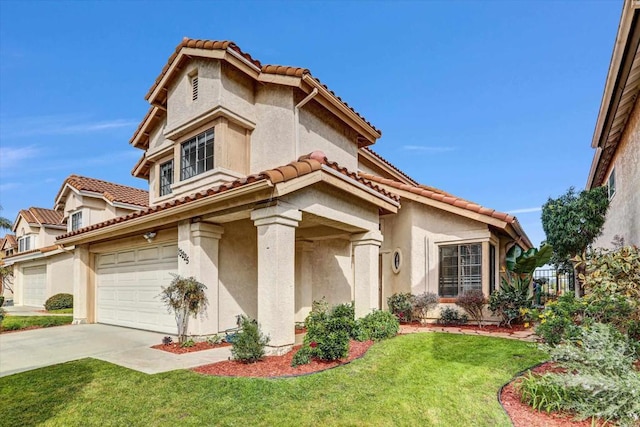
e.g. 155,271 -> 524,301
0,324 -> 231,377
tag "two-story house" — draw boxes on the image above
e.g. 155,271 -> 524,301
4,176 -> 148,307
55,39 -> 531,354
587,0 -> 640,248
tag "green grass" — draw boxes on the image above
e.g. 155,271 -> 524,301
0,315 -> 73,331
0,333 -> 545,426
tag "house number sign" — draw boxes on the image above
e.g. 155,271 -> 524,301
178,248 -> 190,264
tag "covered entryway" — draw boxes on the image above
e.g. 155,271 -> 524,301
23,265 -> 46,307
96,243 -> 178,333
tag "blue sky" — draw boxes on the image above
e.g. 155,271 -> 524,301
0,0 -> 622,246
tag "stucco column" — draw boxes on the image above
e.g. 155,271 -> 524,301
351,230 -> 383,318
251,203 -> 302,355
295,241 -> 314,323
72,245 -> 91,324
189,222 -> 224,336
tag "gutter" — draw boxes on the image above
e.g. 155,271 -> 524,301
294,88 -> 318,159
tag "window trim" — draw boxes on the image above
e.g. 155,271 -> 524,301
18,235 -> 33,252
70,210 -> 83,232
438,243 -> 483,298
159,159 -> 174,197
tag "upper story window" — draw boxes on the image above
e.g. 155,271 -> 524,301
439,243 -> 482,298
607,168 -> 616,200
181,129 -> 214,180
18,235 -> 33,252
70,211 -> 83,231
159,160 -> 174,196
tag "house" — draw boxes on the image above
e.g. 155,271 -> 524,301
587,0 -> 640,248
54,38 -> 531,354
4,176 -> 148,307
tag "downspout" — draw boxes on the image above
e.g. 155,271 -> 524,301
294,88 -> 318,159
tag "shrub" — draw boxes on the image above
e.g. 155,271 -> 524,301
412,292 -> 438,324
231,315 -> 269,363
158,275 -> 208,344
520,324 -> 640,424
206,334 -> 224,345
387,293 -> 414,322
0,295 -> 4,307
0,307 -> 5,324
488,274 -> 532,327
44,293 -> 73,311
455,290 -> 486,327
357,309 -> 399,341
181,338 -> 196,348
535,293 -> 585,346
162,336 -> 173,345
438,307 -> 468,325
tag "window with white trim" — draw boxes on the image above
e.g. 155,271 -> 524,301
159,160 -> 174,196
70,211 -> 83,231
180,129 -> 214,180
607,168 -> 616,200
439,243 -> 482,298
18,235 -> 32,252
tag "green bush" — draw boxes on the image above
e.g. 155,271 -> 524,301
488,275 -> 532,327
231,315 -> 269,363
455,290 -> 486,327
387,293 -> 414,322
438,307 -> 468,325
519,324 -> 640,425
44,293 -> 73,311
535,293 -> 585,346
0,295 -> 4,307
357,310 -> 399,341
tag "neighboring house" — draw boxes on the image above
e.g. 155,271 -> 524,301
1,234 -> 17,300
587,0 -> 640,248
54,38 -> 531,354
4,176 -> 148,307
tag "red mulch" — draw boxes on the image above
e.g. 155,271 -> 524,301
152,341 -> 231,354
193,340 -> 374,378
500,362 -> 600,427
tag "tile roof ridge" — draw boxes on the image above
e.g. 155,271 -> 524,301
361,147 -> 418,185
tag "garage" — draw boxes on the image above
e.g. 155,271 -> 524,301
23,265 -> 47,307
96,243 -> 178,333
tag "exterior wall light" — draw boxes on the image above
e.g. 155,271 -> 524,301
143,231 -> 157,243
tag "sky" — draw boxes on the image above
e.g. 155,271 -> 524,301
0,0 -> 623,247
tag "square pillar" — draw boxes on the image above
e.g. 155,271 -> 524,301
351,230 -> 383,318
190,222 -> 224,336
251,203 -> 302,354
72,245 -> 91,324
295,241 -> 314,322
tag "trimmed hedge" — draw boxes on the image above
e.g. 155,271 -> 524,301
44,293 -> 73,311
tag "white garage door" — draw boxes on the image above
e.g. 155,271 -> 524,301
96,243 -> 178,333
23,266 -> 47,307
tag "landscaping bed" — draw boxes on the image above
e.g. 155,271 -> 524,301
194,340 -> 373,377
152,341 -> 230,354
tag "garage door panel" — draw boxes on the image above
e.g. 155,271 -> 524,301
97,244 -> 177,334
23,266 -> 47,307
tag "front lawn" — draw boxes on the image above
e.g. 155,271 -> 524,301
0,315 -> 73,332
0,333 -> 545,426
46,308 -> 73,314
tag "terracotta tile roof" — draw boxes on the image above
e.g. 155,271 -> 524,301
2,234 -> 17,248
57,152 -> 397,241
359,172 -> 515,224
142,38 -> 380,134
18,207 -> 64,226
58,175 -> 149,207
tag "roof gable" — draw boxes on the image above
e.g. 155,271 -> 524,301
13,207 -> 64,232
54,175 -> 149,210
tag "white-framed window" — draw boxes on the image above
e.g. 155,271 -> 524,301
70,211 -> 83,231
439,243 -> 482,298
607,168 -> 616,200
180,129 -> 214,180
159,160 -> 174,196
18,235 -> 32,252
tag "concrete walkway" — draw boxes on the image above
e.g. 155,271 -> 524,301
399,324 -> 539,342
0,324 -> 231,378
3,305 -> 72,316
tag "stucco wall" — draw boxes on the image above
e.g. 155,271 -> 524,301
218,219 -> 258,331
594,98 -> 640,248
47,252 -> 74,296
311,238 -> 353,307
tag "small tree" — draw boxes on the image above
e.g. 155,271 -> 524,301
541,186 -> 609,296
231,315 -> 269,363
456,290 -> 486,327
159,274 -> 208,344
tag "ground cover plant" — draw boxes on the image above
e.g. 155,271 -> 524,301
1,315 -> 73,332
0,333 -> 545,426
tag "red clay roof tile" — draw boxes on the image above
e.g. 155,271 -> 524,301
18,207 -> 64,226
57,175 -> 149,207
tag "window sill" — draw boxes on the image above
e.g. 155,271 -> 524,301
438,298 -> 457,304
